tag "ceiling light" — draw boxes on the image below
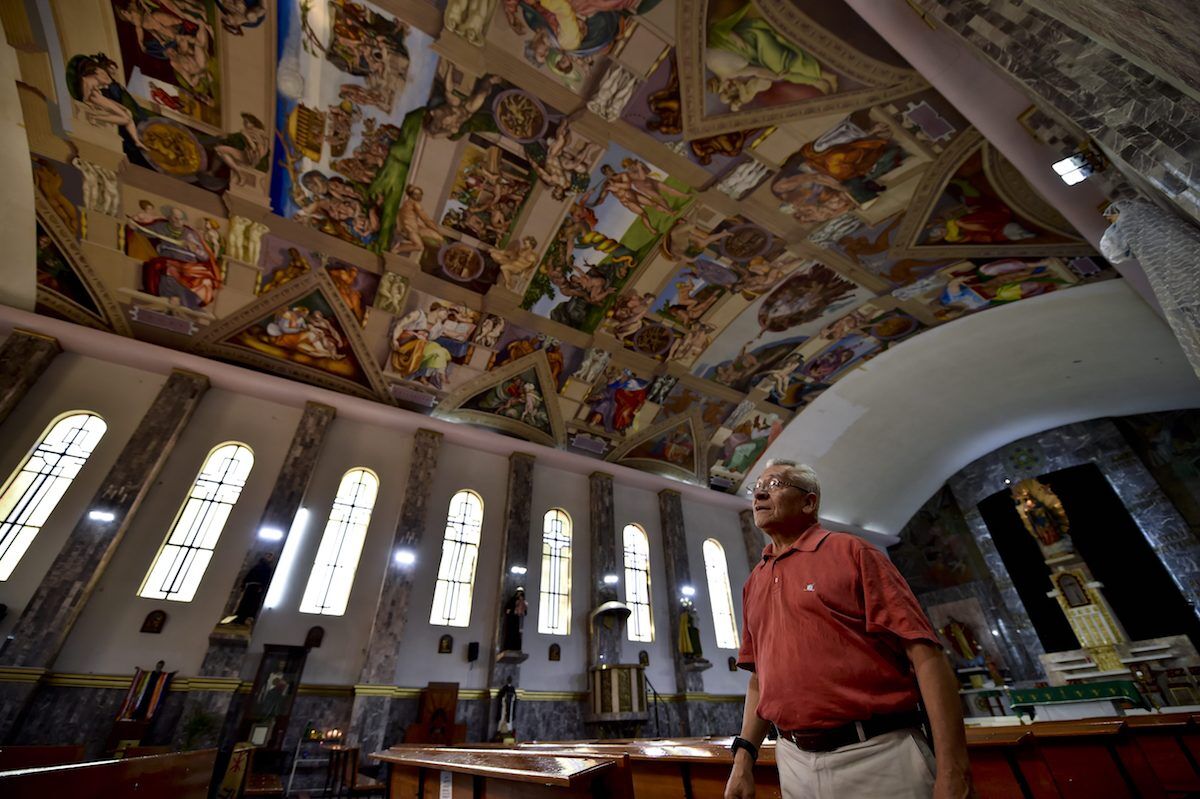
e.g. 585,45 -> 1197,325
603,574 -> 619,585
1052,147 -> 1104,186
88,510 -> 115,522
259,527 -> 285,541
394,549 -> 416,566
680,585 -> 696,597
511,565 -> 527,575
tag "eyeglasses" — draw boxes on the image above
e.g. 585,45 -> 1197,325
745,477 -> 805,496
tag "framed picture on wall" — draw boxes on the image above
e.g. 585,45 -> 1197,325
239,644 -> 308,750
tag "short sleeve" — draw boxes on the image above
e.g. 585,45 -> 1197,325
858,545 -> 940,647
736,579 -> 756,671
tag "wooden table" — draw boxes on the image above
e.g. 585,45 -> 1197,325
373,746 -> 624,798
374,717 -> 1200,799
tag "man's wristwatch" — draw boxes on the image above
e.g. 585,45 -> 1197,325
730,736 -> 758,763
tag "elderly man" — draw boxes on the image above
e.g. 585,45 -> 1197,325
725,460 -> 970,799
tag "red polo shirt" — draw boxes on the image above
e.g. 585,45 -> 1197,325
738,523 -> 939,731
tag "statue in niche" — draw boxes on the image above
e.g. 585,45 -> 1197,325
678,598 -> 704,660
1011,478 -> 1069,547
939,617 -> 984,668
305,626 -> 325,649
221,553 -> 275,626
548,643 -> 561,661
496,677 -> 517,739
638,650 -> 649,666
728,655 -> 737,672
501,588 -> 528,652
439,634 -> 454,654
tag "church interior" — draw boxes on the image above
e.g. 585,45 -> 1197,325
1,0 -> 1199,796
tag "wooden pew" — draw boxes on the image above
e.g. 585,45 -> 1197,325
374,745 -> 624,798
0,745 -> 85,770
0,747 -> 217,799
965,727 -> 1059,799
1124,714 -> 1200,798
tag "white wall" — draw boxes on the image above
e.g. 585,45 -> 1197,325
612,484 -> 676,695
681,500 -> 753,695
0,354 -> 165,640
0,353 -> 763,697
520,464 -> 590,692
394,441 -> 510,690
248,417 -> 414,685
54,388 -> 302,675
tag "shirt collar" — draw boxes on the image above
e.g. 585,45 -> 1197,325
761,522 -> 830,561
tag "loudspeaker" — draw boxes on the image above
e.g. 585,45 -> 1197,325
467,641 -> 479,662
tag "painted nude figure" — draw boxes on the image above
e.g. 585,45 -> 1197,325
392,186 -> 445,259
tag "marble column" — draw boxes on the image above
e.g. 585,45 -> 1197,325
0,330 -> 60,427
739,510 -> 765,573
178,402 -> 337,747
658,489 -> 707,736
482,452 -> 536,741
0,369 -> 209,741
348,429 -> 442,756
588,472 -> 622,666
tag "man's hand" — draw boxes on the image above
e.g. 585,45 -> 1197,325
724,753 -> 755,799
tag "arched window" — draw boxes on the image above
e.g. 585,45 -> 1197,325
0,412 -> 107,580
623,524 -> 654,642
299,468 -> 379,616
703,539 -> 739,649
430,489 -> 484,627
537,508 -> 572,635
138,443 -> 254,602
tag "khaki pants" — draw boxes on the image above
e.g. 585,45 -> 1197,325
774,729 -> 936,799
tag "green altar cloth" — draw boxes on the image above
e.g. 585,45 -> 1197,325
1007,680 -> 1146,711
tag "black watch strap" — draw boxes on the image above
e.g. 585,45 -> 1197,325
731,736 -> 758,762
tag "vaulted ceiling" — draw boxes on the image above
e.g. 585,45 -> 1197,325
7,0 -> 1124,494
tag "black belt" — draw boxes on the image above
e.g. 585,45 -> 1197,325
776,710 -> 924,752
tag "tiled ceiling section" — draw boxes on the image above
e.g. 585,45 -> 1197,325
14,0 -> 1112,492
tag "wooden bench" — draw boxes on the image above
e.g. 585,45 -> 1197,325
0,747 -> 216,799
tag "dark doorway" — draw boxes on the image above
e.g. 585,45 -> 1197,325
978,463 -> 1200,653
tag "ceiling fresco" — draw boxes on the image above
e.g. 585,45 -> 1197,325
11,0 -> 1114,493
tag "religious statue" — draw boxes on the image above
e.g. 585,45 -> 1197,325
496,677 -> 517,739
678,598 -> 704,660
221,553 -> 275,627
938,618 -> 984,668
501,588 -> 527,652
1011,478 -> 1069,547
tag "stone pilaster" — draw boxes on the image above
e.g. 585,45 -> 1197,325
658,489 -> 707,736
347,429 -> 443,756
0,330 -> 61,427
481,452 -> 536,741
739,510 -> 765,573
588,472 -> 622,665
0,369 -> 209,741
176,403 -> 337,748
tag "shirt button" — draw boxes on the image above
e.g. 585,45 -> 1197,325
774,577 -> 779,583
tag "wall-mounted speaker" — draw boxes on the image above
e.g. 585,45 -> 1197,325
467,641 -> 480,662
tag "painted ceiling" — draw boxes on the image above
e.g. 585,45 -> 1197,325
12,0 -> 1114,492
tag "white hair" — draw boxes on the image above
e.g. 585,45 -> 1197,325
763,459 -> 820,502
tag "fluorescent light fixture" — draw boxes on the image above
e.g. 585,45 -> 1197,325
602,574 -> 619,585
259,527 -> 285,541
680,585 -> 696,597
1003,478 -> 1011,485
991,629 -> 1000,637
510,565 -> 527,575
394,549 -> 416,566
88,510 -> 115,522
1051,153 -> 1093,186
